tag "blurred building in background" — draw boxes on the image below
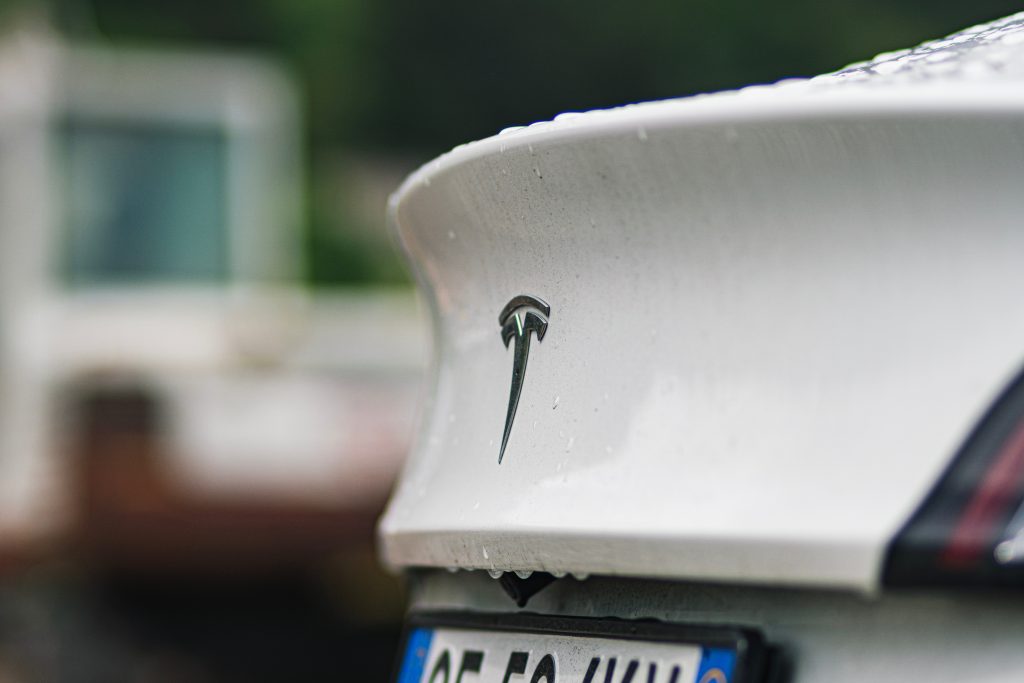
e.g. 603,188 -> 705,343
0,17 -> 426,683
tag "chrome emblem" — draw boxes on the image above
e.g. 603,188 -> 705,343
498,295 -> 550,464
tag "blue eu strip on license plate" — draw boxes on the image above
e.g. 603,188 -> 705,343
395,613 -> 761,683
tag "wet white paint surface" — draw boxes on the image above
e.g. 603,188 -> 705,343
381,13 -> 1024,591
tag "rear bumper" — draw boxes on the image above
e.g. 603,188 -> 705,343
406,569 -> 1024,683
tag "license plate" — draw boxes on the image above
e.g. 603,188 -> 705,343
394,612 -> 764,683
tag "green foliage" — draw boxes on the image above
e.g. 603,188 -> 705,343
306,223 -> 409,287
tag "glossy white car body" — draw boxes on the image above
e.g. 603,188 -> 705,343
382,13 -> 1024,682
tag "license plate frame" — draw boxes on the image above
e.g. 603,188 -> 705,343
393,610 -> 766,683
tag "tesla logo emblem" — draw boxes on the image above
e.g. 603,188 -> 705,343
498,295 -> 550,464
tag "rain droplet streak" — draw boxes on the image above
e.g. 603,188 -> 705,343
926,50 -> 956,63
1002,30 -> 1024,46
565,436 -> 575,453
996,541 -> 1016,564
637,127 -> 648,141
872,59 -> 902,75
553,395 -> 560,410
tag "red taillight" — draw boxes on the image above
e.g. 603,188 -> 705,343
939,421 -> 1024,570
885,369 -> 1024,586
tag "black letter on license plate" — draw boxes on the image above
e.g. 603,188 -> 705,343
531,654 -> 556,682
503,652 -> 529,682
